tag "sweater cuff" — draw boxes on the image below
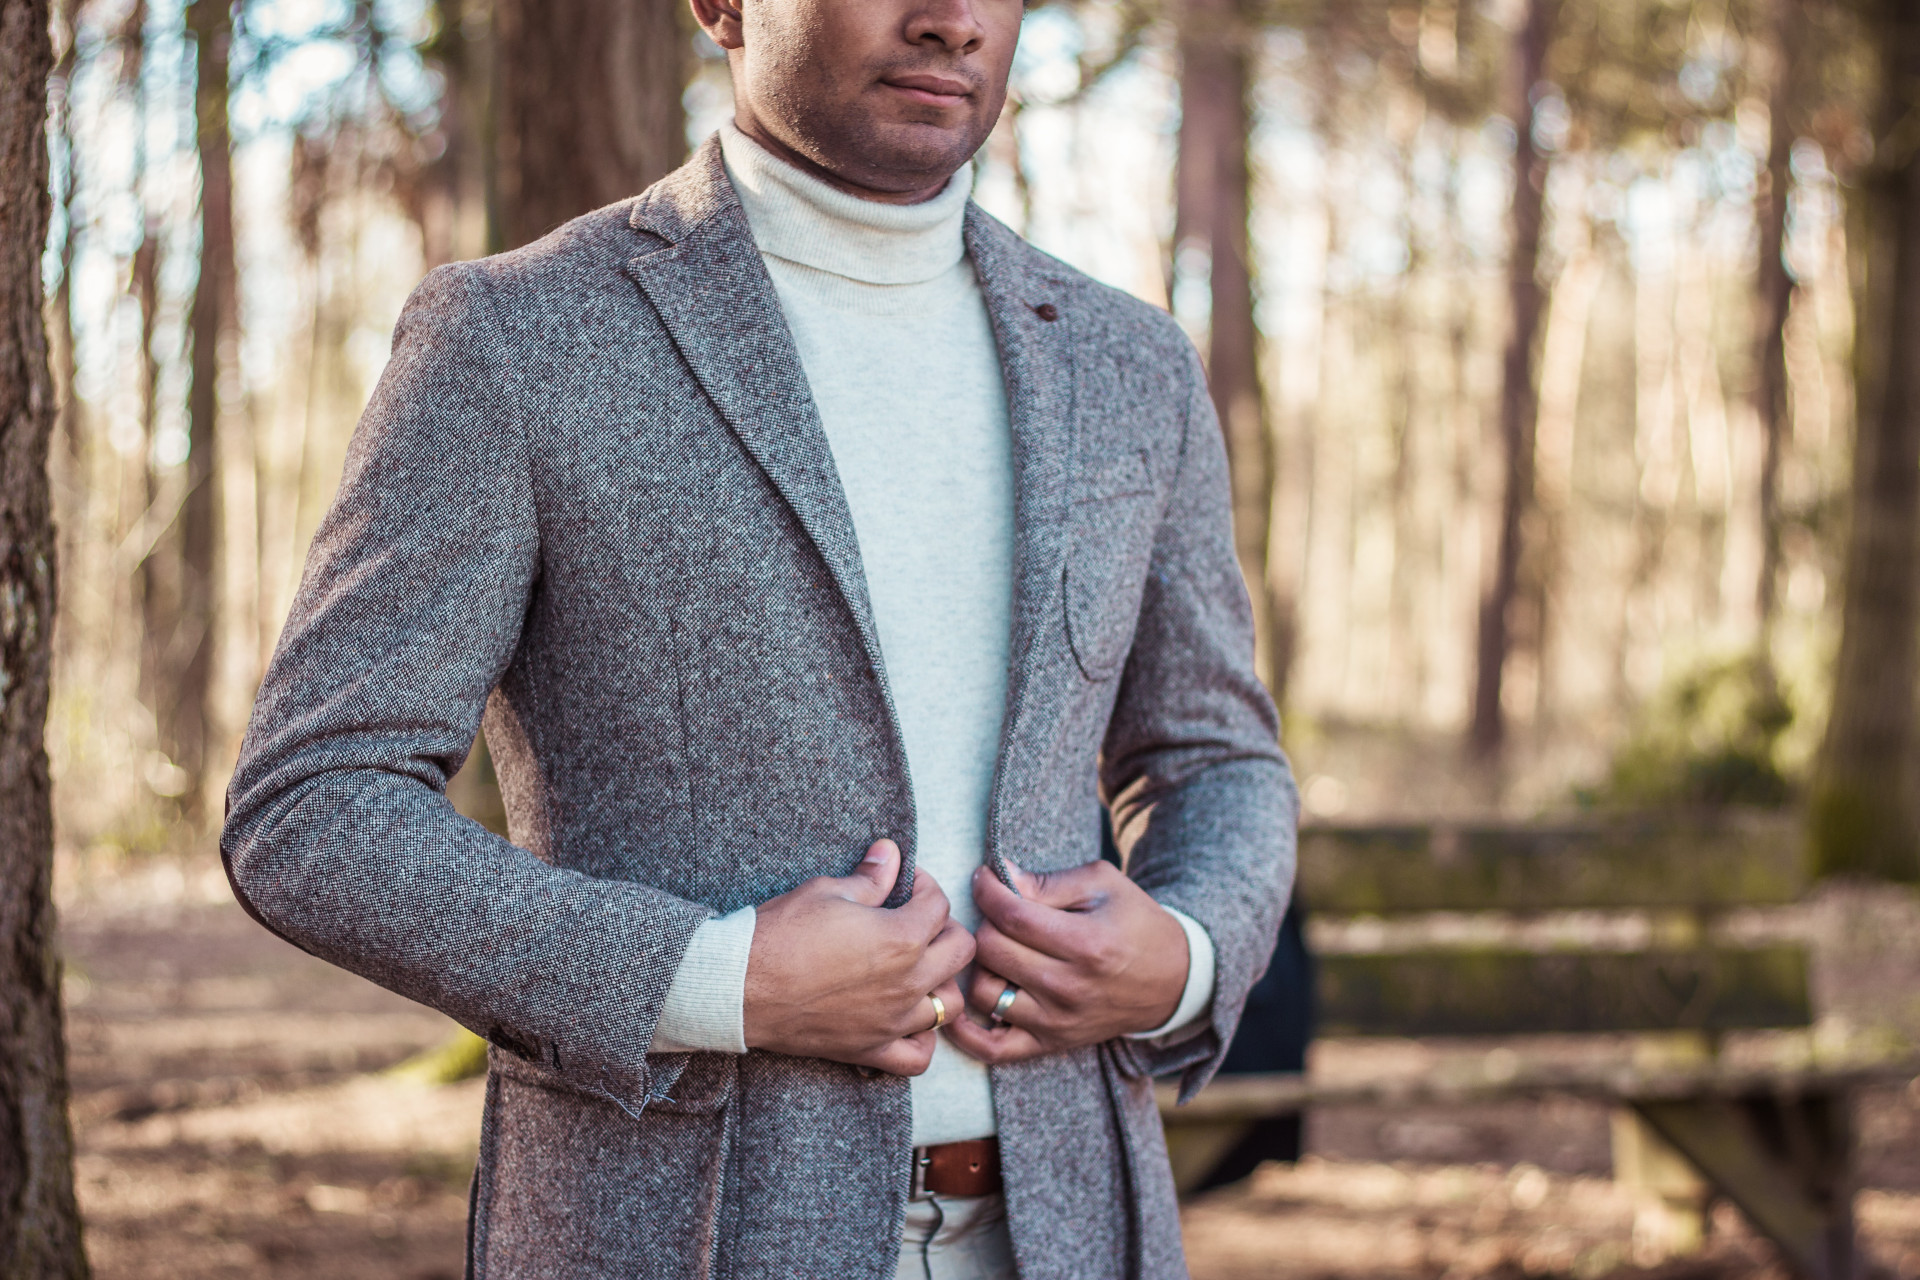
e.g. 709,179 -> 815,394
652,905 -> 756,1054
1127,906 -> 1216,1041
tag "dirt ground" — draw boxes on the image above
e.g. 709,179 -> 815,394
57,861 -> 1920,1280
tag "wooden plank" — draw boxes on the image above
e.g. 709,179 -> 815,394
1633,1096 -> 1859,1280
1154,1058 -> 1920,1120
1298,812 -> 1807,915
1317,946 -> 1812,1036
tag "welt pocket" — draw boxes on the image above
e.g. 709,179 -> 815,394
490,1045 -> 736,1117
1063,524 -> 1157,681
1075,449 -> 1154,504
635,1052 -> 737,1115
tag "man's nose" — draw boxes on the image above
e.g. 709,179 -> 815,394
905,0 -> 986,52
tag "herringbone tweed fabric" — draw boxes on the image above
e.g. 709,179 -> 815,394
222,136 -> 1298,1280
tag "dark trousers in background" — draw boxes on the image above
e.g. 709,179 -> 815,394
1192,902 -> 1313,1190
1101,811 -> 1316,1191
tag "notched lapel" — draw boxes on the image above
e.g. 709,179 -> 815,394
966,207 -> 1078,684
622,143 -> 887,684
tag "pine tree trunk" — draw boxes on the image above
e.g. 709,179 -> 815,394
1176,0 -> 1282,699
493,0 -> 687,251
0,0 -> 90,1272
1812,0 -> 1920,882
156,0 -> 234,813
1386,97 -> 1426,722
419,0 -> 495,264
1751,0 -> 1797,670
130,0 -> 171,734
1469,0 -> 1555,756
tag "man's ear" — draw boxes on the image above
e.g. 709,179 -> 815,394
688,0 -> 745,51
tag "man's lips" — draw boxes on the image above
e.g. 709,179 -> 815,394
881,74 -> 974,106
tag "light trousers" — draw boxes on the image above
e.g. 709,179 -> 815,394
895,1194 -> 1019,1280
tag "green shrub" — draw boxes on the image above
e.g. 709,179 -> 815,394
1580,656 -> 1795,809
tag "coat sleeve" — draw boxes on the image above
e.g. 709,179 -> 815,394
220,263 -> 711,1112
1100,343 -> 1299,1101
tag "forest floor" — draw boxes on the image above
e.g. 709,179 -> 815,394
57,858 -> 1920,1280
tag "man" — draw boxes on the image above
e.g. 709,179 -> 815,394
221,0 -> 1297,1275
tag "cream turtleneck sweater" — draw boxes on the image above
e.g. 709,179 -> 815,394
650,123 -> 1215,1149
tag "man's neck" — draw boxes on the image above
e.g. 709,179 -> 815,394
719,121 -> 969,288
729,112 -> 952,207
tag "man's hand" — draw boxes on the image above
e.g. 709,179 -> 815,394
943,859 -> 1190,1065
743,839 -> 974,1076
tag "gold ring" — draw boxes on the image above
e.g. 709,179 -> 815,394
928,993 -> 949,1031
990,983 -> 1019,1026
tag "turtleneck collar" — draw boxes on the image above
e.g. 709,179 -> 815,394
718,120 -> 971,287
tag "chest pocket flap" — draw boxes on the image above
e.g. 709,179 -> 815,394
1064,448 -> 1159,680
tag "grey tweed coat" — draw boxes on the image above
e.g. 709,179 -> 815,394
222,137 -> 1297,1280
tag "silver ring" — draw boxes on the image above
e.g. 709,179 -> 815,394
990,983 -> 1019,1026
928,993 -> 949,1031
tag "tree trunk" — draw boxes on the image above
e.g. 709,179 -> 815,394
1176,0 -> 1283,699
1469,0 -> 1555,756
1751,0 -> 1798,671
129,0 -> 170,727
493,0 -> 687,251
156,0 -> 234,812
1386,92 -> 1427,723
1812,0 -> 1920,883
1529,229 -> 1601,731
0,0 -> 90,1273
418,0 -> 496,264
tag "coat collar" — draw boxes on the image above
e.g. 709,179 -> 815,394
624,138 -> 1078,778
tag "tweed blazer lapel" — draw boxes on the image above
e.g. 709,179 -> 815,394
623,141 -> 889,695
965,207 -> 1077,817
625,147 -> 1078,874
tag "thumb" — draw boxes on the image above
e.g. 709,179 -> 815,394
841,838 -> 903,905
1002,856 -> 1043,900
1004,857 -> 1097,910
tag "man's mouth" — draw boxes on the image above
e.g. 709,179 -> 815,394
881,73 -> 974,107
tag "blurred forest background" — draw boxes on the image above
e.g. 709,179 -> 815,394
14,1 -> 1920,1275
34,0 -> 1920,891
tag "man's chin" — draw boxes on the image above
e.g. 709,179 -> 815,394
835,120 -> 983,193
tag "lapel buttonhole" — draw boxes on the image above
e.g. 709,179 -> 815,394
1030,302 -> 1059,322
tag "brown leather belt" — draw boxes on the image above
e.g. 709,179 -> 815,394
911,1137 -> 1002,1199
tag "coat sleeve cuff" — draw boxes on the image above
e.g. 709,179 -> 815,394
652,905 -> 756,1054
1126,906 -> 1215,1041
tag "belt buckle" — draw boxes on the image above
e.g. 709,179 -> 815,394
910,1146 -> 934,1200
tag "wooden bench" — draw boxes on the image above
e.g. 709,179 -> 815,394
1158,812 -> 1919,1280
